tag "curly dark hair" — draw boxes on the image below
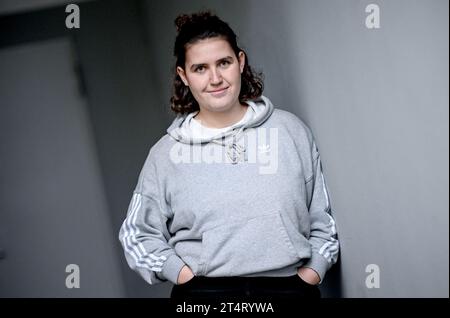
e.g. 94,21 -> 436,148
170,11 -> 264,114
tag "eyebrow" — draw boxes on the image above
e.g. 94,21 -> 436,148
189,56 -> 234,71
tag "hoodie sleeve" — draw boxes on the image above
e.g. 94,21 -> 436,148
303,140 -> 339,283
118,153 -> 185,285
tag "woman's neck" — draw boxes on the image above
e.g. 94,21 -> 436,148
194,103 -> 248,129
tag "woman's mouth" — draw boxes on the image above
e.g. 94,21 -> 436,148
208,87 -> 229,97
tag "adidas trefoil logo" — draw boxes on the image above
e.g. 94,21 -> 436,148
258,144 -> 271,154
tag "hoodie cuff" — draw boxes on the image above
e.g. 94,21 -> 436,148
161,254 -> 186,285
303,252 -> 330,284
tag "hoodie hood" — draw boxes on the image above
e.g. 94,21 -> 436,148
167,95 -> 274,145
167,95 -> 274,164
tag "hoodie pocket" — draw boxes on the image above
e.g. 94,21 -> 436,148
199,211 -> 306,276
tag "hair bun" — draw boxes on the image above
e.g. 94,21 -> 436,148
174,11 -> 214,33
174,14 -> 190,32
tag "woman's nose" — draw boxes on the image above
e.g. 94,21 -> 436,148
209,68 -> 222,84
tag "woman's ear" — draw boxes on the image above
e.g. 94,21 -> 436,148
177,66 -> 189,86
238,51 -> 246,74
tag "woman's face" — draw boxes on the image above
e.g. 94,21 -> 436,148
177,37 -> 245,113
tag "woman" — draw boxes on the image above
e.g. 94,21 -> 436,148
119,11 -> 339,299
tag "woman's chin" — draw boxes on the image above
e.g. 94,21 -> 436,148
204,94 -> 239,109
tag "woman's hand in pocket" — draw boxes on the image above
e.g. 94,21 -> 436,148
177,265 -> 195,285
297,267 -> 320,285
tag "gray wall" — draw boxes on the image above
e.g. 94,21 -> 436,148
140,0 -> 449,297
0,0 -> 166,297
0,37 -> 125,297
0,0 -> 92,16
248,0 -> 449,298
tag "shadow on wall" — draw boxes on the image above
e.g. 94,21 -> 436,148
320,254 -> 343,298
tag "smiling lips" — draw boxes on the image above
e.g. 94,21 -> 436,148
208,87 -> 229,97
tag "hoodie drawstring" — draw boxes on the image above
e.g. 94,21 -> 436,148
210,126 -> 246,164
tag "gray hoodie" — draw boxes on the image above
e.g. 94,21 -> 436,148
119,95 -> 339,285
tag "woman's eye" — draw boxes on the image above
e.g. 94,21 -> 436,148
195,66 -> 205,73
220,61 -> 230,67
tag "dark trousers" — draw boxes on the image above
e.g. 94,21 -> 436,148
171,275 -> 321,299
